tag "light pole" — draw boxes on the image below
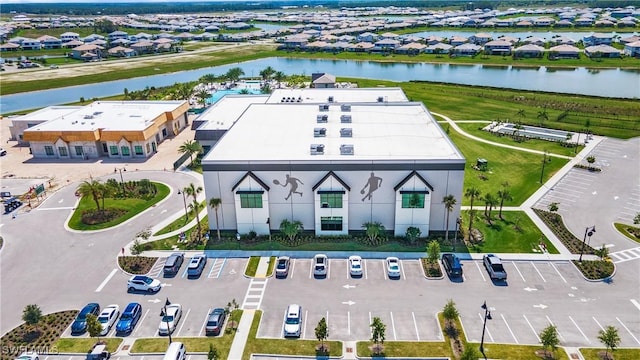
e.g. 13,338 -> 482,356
163,298 -> 173,344
579,225 -> 596,262
479,301 -> 492,360
539,151 -> 548,184
177,189 -> 188,224
454,217 -> 461,251
114,167 -> 126,192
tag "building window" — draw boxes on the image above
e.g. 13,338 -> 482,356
109,146 -> 119,155
74,146 -> 83,156
321,217 -> 343,231
402,193 -> 425,208
121,146 -> 130,156
240,193 -> 263,208
44,146 -> 54,156
320,193 -> 343,208
58,147 -> 68,156
134,146 -> 144,155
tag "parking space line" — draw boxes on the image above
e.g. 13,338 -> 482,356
478,313 -> 494,342
549,263 -> 567,283
134,309 -> 150,336
631,299 -> 640,311
327,259 -> 331,279
207,258 -> 218,278
523,315 -> 540,342
199,307 -> 211,336
309,260 -> 313,279
531,262 -> 546,282
412,312 -> 420,341
501,314 -> 518,344
213,258 -> 227,278
401,261 -> 407,280
390,312 -> 397,340
617,317 -> 640,345
290,259 -> 296,279
546,315 -> 564,342
176,308 -> 191,336
369,311 -> 373,337
475,261 -> 486,282
303,310 -> 308,339
346,260 -> 350,279
95,269 -> 117,292
569,316 -> 589,343
511,262 -> 526,282
592,317 -> 605,331
181,264 -> 189,278
326,311 -> 329,329
364,259 -> 368,279
382,260 -> 387,280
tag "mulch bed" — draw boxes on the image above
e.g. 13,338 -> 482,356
118,256 -> 157,274
421,258 -> 443,278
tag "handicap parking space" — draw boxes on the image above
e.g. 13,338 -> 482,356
148,258 -> 166,278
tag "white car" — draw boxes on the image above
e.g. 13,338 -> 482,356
313,254 -> 328,277
15,352 -> 39,360
127,275 -> 161,293
348,255 -> 363,277
386,257 -> 401,279
97,304 -> 120,336
158,304 -> 182,335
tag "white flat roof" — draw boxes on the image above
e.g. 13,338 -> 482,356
204,101 -> 464,163
13,106 -> 83,122
196,95 -> 269,130
26,101 -> 185,132
266,87 -> 409,104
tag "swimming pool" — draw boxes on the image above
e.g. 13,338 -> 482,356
207,89 -> 262,104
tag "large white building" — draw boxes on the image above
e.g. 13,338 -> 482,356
11,100 -> 189,159
201,87 -> 465,237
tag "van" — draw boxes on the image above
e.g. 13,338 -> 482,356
283,304 -> 302,338
162,342 -> 186,360
163,252 -> 185,276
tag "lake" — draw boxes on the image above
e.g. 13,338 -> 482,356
1,57 -> 638,114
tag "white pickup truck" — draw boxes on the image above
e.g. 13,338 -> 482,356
483,254 -> 508,281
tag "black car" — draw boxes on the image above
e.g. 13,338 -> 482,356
71,303 -> 100,335
441,253 -> 463,278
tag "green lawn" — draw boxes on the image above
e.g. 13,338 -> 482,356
153,201 -> 206,236
462,211 -> 559,254
614,223 -> 640,244
580,348 -> 640,360
245,256 -> 260,277
68,182 -> 169,230
54,338 -> 123,353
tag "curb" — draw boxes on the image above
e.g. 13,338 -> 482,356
570,259 -> 617,283
420,258 -> 445,280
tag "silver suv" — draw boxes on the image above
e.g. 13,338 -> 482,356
127,275 -> 162,293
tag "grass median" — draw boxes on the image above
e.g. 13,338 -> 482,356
54,338 -> 123,354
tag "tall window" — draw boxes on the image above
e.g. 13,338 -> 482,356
134,146 -> 144,155
74,146 -> 83,156
321,217 -> 343,231
58,147 -> 68,157
109,146 -> 119,155
121,146 -> 130,156
240,193 -> 263,208
44,146 -> 54,156
320,193 -> 343,208
402,193 -> 425,208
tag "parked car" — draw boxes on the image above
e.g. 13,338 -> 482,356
15,352 -> 39,360
441,253 -> 463,278
115,302 -> 142,334
158,304 -> 182,335
187,253 -> 207,277
275,256 -> 290,278
205,308 -> 226,336
386,257 -> 401,279
163,252 -> 185,277
313,254 -> 328,277
483,254 -> 507,281
71,303 -> 100,334
348,255 -> 363,277
97,304 -> 120,336
49,64 -> 59,69
283,304 -> 302,338
0,147 -> 7,156
86,344 -> 110,360
127,275 -> 161,293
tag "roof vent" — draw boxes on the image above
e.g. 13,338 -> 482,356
341,104 -> 351,112
328,96 -> 334,102
340,144 -> 354,155
340,128 -> 352,137
314,127 -> 327,137
319,104 -> 330,111
83,114 -> 93,119
340,114 -> 352,123
310,144 -> 325,155
377,96 -> 384,102
316,114 -> 328,123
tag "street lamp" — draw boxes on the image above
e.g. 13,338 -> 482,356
579,225 -> 596,262
479,301 -> 492,360
163,298 -> 173,344
539,151 -> 549,184
114,167 -> 126,192
177,189 -> 188,224
454,217 -> 461,251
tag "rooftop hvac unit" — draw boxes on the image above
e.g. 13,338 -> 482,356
340,114 -> 352,123
314,128 -> 327,137
328,96 -> 334,103
377,96 -> 384,102
83,115 -> 93,119
310,144 -> 325,155
340,128 -> 352,137
319,104 -> 330,111
340,144 -> 354,155
340,104 -> 351,112
316,114 -> 328,123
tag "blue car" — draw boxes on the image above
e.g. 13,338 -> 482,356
71,303 -> 100,335
115,303 -> 142,335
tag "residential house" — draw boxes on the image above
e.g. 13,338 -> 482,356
70,44 -> 104,60
425,35 -> 444,45
379,32 -> 399,40
63,40 -> 85,48
60,31 -> 80,42
110,38 -> 131,47
469,33 -> 492,45
551,35 -> 576,45
513,44 -> 544,58
522,37 -> 545,46
516,20 -> 533,27
226,22 -> 251,30
20,38 -> 42,50
548,44 -> 581,59
452,43 -> 481,56
395,42 -> 426,54
620,35 -> 640,44
347,42 -> 375,52
534,17 -> 555,26
108,46 -> 136,58
305,41 -> 330,51
83,34 -> 105,43
483,39 -> 512,55
0,42 -> 20,51
583,33 -> 613,46
373,38 -> 401,52
39,35 -> 62,49
623,41 -> 640,57
153,38 -> 174,52
555,19 -> 573,27
424,43 -> 453,54
281,35 -> 309,49
584,44 -> 621,58
574,17 -> 594,26
449,36 -> 469,46
356,32 -> 378,43
311,73 -> 336,88
108,30 -> 129,42
130,40 -> 155,55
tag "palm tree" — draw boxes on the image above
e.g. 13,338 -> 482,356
208,197 -> 222,241
76,178 -> 103,211
537,107 -> 549,125
199,73 -> 218,84
443,195 -> 457,242
273,71 -> 285,89
516,109 -> 526,120
178,140 -> 203,166
496,188 -> 513,220
259,66 -> 275,81
225,67 -> 245,84
464,187 -> 481,212
280,219 -> 303,242
184,183 -> 203,202
194,89 -> 210,107
188,199 -> 205,244
483,193 -> 497,221
185,183 -> 203,242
